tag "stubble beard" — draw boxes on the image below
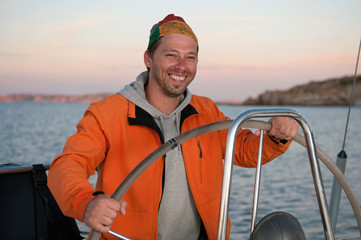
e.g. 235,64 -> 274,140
153,68 -> 194,98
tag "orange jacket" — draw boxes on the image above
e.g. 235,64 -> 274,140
48,94 -> 290,239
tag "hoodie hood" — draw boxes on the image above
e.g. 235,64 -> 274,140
118,71 -> 192,137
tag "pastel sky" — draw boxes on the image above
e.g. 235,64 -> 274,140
1,0 -> 360,101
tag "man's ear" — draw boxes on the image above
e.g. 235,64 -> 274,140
144,50 -> 152,69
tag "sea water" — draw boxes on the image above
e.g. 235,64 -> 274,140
0,102 -> 360,239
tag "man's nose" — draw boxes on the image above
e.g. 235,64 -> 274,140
175,57 -> 186,70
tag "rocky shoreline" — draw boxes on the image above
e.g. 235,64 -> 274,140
242,75 -> 361,106
1,76 -> 360,106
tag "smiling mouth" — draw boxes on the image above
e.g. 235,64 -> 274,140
169,74 -> 186,82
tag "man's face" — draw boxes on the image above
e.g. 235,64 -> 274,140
145,33 -> 198,98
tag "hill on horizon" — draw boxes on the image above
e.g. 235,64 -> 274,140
242,75 -> 361,106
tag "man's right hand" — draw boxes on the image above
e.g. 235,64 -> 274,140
84,194 -> 127,232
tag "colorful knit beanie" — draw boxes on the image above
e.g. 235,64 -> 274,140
147,14 -> 198,50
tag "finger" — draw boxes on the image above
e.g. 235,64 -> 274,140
102,205 -> 119,220
279,119 -> 298,140
98,213 -> 117,226
106,197 -> 122,212
120,200 -> 128,216
86,214 -> 113,233
93,221 -> 111,233
268,117 -> 281,137
89,208 -> 119,232
288,122 -> 300,140
255,129 -> 268,136
98,197 -> 126,218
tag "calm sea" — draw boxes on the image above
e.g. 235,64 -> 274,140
0,102 -> 360,239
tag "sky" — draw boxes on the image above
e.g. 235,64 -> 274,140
0,0 -> 360,102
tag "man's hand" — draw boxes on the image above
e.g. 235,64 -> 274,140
255,117 -> 299,141
84,194 -> 127,232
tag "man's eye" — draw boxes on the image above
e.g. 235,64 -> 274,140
187,56 -> 197,61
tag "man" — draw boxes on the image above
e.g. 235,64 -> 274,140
48,14 -> 299,239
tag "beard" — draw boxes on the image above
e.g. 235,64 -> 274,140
152,67 -> 195,98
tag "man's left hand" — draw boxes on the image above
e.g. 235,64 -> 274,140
255,117 -> 299,141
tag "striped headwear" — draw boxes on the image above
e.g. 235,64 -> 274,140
147,14 -> 198,50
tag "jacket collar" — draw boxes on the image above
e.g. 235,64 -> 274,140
128,103 -> 198,144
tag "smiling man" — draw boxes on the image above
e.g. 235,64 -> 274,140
48,14 -> 299,240
144,33 -> 198,114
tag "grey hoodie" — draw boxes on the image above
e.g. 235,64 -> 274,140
119,72 -> 201,239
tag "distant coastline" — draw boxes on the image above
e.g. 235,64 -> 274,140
0,92 -> 113,104
1,75 -> 360,106
242,75 -> 361,106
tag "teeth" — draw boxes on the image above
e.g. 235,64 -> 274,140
170,74 -> 185,81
